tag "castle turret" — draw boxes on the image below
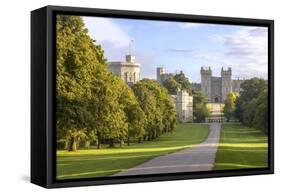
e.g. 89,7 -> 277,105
157,67 -> 165,83
221,67 -> 232,102
200,66 -> 212,102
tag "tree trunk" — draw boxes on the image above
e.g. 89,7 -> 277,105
127,136 -> 130,146
120,139 -> 123,147
64,140 -> 69,150
85,140 -> 90,149
68,137 -> 77,151
97,135 -> 101,149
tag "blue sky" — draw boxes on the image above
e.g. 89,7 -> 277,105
83,16 -> 268,83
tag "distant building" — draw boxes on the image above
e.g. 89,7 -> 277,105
192,67 -> 244,103
232,78 -> 245,93
156,67 -> 174,84
191,83 -> 201,92
108,55 -> 140,86
170,90 -> 193,122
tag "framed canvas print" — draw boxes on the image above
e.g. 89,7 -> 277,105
31,5 -> 274,188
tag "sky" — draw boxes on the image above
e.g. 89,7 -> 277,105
83,16 -> 268,83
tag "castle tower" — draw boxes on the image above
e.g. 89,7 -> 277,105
157,67 -> 165,83
126,54 -> 135,63
200,66 -> 212,102
175,90 -> 193,122
108,54 -> 140,86
221,67 -> 232,102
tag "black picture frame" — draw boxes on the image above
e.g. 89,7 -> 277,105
31,5 -> 274,188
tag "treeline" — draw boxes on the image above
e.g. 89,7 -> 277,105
162,73 -> 210,122
56,15 -> 177,151
224,78 -> 268,133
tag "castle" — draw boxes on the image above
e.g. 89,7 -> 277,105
108,58 -> 194,123
108,55 -> 244,121
157,67 -> 175,84
191,67 -> 244,103
108,55 -> 140,86
156,67 -> 193,122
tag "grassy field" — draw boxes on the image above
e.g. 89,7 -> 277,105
57,123 -> 209,180
214,123 -> 268,170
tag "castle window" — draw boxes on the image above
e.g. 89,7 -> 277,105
125,72 -> 128,82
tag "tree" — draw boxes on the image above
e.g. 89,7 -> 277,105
234,78 -> 268,133
223,92 -> 239,121
173,71 -> 192,93
56,15 -> 132,150
162,77 -> 181,95
117,79 -> 146,146
253,90 -> 268,133
192,91 -> 209,122
132,79 -> 177,140
194,103 -> 209,123
239,78 -> 267,102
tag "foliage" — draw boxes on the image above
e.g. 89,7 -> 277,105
223,92 -> 239,121
56,15 -> 178,150
162,72 -> 191,95
132,79 -> 177,140
56,15 -> 108,150
173,72 -> 192,93
192,91 -> 210,122
234,78 -> 268,133
162,77 -> 181,95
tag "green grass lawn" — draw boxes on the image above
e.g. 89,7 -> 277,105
57,123 -> 209,180
214,123 -> 268,170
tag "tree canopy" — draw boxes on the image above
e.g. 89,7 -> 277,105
192,91 -> 210,122
223,92 -> 239,121
56,15 -> 177,151
234,78 -> 268,133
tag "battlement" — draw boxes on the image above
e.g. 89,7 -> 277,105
221,67 -> 232,76
200,66 -> 212,75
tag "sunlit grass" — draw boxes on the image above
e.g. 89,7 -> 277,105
214,123 -> 268,170
57,123 -> 209,179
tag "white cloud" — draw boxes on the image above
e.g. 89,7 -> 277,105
213,26 -> 268,79
83,16 -> 132,48
83,16 -> 157,77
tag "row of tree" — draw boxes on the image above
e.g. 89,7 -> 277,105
56,15 -> 177,151
223,78 -> 268,133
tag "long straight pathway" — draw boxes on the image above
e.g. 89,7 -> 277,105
114,103 -> 222,176
114,122 -> 221,176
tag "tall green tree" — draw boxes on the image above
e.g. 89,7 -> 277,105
253,90 -> 268,133
234,78 -> 268,133
117,78 -> 146,146
173,72 -> 192,93
56,15 -> 133,150
223,92 -> 239,121
132,79 -> 177,140
56,15 -> 108,151
162,77 -> 181,95
192,91 -> 209,122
